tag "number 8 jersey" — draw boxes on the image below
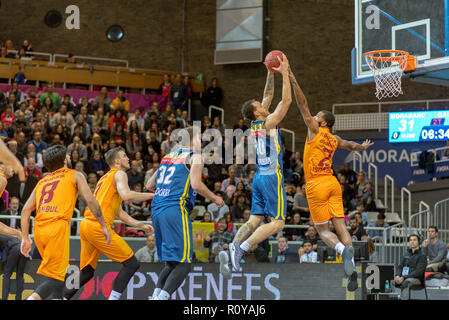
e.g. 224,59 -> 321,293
151,148 -> 197,211
34,167 -> 78,226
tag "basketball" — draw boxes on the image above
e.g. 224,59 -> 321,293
264,50 -> 285,72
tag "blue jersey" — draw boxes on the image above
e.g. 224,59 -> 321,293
251,120 -> 284,175
151,148 -> 197,211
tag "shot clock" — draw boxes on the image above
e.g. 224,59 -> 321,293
389,110 -> 449,143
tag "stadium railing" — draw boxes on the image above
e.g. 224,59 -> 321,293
53,53 -> 129,68
384,174 -> 395,216
352,151 -> 363,173
368,162 -> 378,201
434,198 -> 449,244
377,221 -> 408,265
6,50 -> 52,62
408,209 -> 432,238
401,187 -> 411,224
0,214 -> 34,233
0,57 -> 204,93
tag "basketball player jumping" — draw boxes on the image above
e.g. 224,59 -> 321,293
288,67 -> 374,291
220,54 -> 292,276
146,126 -> 224,300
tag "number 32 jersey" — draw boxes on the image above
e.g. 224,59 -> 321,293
34,167 -> 78,226
151,148 -> 197,211
303,127 -> 338,182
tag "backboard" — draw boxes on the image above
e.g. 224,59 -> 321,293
353,0 -> 449,86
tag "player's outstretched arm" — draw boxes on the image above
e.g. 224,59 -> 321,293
190,154 -> 224,207
261,69 -> 274,110
117,207 -> 153,234
74,171 -> 111,245
264,54 -> 292,131
115,170 -> 154,202
20,188 -> 37,258
335,136 -> 374,151
288,68 -> 319,134
0,139 -> 25,182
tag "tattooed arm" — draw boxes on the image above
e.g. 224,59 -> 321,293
261,70 -> 274,110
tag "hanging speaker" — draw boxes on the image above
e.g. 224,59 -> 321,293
106,25 -> 124,42
44,10 -> 62,28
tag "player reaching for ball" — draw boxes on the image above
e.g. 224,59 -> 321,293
288,67 -> 374,291
219,52 -> 292,277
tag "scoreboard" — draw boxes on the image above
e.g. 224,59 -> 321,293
389,110 -> 449,143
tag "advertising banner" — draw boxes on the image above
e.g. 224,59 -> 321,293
2,261 -> 356,300
333,139 -> 446,187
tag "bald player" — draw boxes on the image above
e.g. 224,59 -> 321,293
288,67 -> 374,291
20,145 -> 110,300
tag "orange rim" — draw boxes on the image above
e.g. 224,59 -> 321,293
364,50 -> 409,62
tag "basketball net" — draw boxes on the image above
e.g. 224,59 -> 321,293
364,50 -> 409,100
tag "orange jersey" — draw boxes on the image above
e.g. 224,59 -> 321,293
0,172 -> 7,198
34,167 -> 78,226
303,127 -> 338,182
84,167 -> 122,226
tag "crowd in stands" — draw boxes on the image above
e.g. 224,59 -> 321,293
1,39 -> 447,268
0,67 -> 394,265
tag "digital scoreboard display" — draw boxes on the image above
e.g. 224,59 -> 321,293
389,110 -> 449,143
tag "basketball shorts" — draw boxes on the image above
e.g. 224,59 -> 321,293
34,220 -> 71,281
79,218 -> 134,270
251,171 -> 286,220
306,175 -> 344,224
151,205 -> 193,263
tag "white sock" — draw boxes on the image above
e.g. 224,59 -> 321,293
158,290 -> 170,300
335,242 -> 345,255
152,288 -> 161,298
63,297 -> 68,300
27,296 -> 35,300
240,241 -> 251,252
108,290 -> 122,300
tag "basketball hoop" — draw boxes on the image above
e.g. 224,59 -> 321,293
364,50 -> 413,100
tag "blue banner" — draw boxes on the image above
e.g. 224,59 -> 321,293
333,139 -> 447,188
